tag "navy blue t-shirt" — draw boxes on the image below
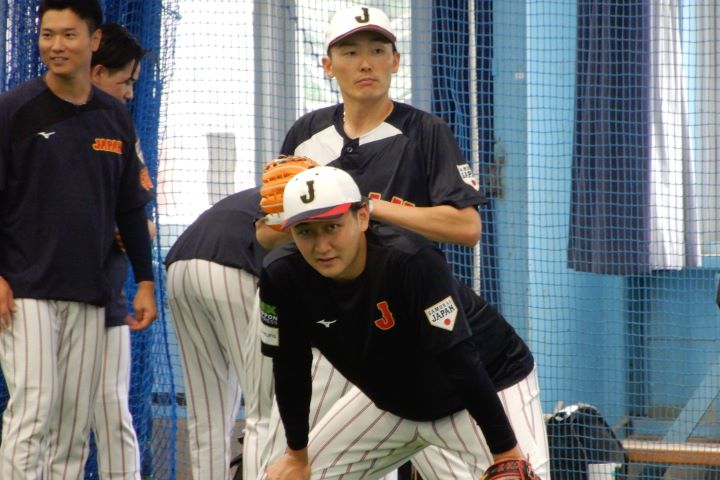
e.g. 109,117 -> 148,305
0,77 -> 154,305
260,225 -> 533,452
281,102 -> 486,209
164,187 -> 267,277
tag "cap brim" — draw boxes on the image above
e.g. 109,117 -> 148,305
282,203 -> 353,230
326,26 -> 396,50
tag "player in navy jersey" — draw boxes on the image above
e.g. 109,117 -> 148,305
260,167 -> 549,480
257,6 -> 482,249
165,187 -> 274,480
0,1 -> 155,478
90,22 -> 153,480
255,6 -> 486,478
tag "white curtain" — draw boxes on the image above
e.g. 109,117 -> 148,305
648,0 -> 701,269
696,4 -> 719,251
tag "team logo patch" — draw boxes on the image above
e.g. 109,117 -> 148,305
424,296 -> 458,331
139,166 -> 154,191
92,138 -> 123,154
374,301 -> 395,330
457,164 -> 479,191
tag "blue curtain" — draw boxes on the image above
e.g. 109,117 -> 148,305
568,0 -> 651,275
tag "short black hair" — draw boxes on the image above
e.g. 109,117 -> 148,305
38,0 -> 103,33
92,23 -> 147,73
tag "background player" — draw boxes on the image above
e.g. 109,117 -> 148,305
260,167 -> 549,480
90,22 -> 153,480
256,6 -> 485,478
0,0 -> 156,478
165,187 -> 274,480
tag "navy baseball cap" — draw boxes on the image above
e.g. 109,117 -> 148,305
282,167 -> 362,230
324,6 -> 396,52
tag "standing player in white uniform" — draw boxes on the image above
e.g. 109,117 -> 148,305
165,187 -> 274,480
256,6 -> 485,478
0,1 -> 156,478
260,167 -> 549,480
90,22 -> 153,480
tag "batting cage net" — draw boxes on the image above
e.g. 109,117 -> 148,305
1,1 -> 719,479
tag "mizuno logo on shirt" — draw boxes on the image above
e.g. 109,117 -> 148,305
92,138 -> 123,154
37,131 -> 55,139
316,319 -> 337,328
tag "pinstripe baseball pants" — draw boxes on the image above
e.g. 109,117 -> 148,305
93,324 -> 141,480
0,299 -> 105,480
260,352 -> 483,480
167,259 -> 274,480
261,357 -> 549,480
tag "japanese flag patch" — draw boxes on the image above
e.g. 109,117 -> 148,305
424,296 -> 458,331
457,164 -> 479,191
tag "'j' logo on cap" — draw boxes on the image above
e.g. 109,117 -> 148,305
301,180 -> 315,204
355,7 -> 369,24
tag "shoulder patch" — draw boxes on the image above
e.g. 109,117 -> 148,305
260,300 -> 279,346
424,296 -> 458,331
139,166 -> 154,191
457,164 -> 479,191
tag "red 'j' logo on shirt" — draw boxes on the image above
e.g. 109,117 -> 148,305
374,301 -> 396,330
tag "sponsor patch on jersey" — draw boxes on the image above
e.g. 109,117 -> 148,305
424,296 -> 458,331
457,164 -> 479,191
261,323 -> 279,347
260,301 -> 278,326
260,301 -> 279,346
92,138 -> 123,154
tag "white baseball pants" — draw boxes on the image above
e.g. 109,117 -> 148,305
261,355 -> 549,480
258,352 -> 474,480
298,366 -> 549,479
93,324 -> 141,479
167,259 -> 274,480
0,299 -> 105,480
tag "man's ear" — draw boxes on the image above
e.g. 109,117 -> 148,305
90,64 -> 105,83
358,204 -> 370,232
321,55 -> 334,78
91,28 -> 102,53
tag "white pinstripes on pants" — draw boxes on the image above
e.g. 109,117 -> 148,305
0,299 -> 105,480
259,352 -> 478,480
92,324 -> 141,480
262,363 -> 549,480
167,259 -> 274,480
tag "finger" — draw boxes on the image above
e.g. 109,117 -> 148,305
0,311 -> 12,330
128,309 -> 145,330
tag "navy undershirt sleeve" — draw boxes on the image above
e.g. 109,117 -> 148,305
115,206 -> 153,282
260,265 -> 313,450
437,338 -> 518,454
272,349 -> 312,450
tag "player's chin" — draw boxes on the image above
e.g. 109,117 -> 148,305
311,258 -> 342,278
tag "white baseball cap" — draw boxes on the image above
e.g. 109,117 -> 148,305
282,167 -> 362,230
324,5 -> 396,52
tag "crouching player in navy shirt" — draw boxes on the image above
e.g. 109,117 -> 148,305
259,167 -> 549,480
